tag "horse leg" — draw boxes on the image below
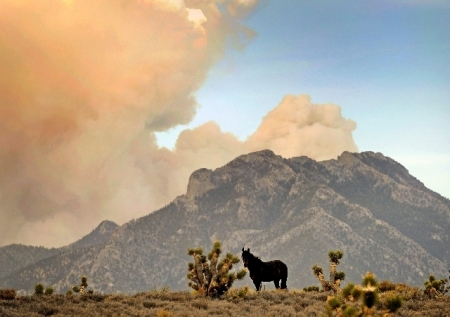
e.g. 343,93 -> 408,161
274,279 -> 280,289
281,264 -> 288,289
281,278 -> 287,289
254,280 -> 261,291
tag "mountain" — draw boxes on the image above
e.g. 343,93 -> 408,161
1,150 -> 448,294
0,220 -> 118,281
62,220 -> 119,251
0,245 -> 60,280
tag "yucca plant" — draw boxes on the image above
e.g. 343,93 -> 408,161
72,276 -> 93,294
326,272 -> 402,317
424,271 -> 450,298
187,240 -> 246,297
312,250 -> 345,293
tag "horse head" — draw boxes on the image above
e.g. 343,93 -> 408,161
241,248 -> 251,267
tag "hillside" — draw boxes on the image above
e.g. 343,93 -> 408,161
1,150 -> 448,294
0,220 -> 118,283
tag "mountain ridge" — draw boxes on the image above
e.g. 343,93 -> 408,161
1,150 -> 448,294
0,220 -> 118,283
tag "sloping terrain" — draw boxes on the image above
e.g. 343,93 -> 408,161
0,220 -> 118,285
1,150 -> 448,293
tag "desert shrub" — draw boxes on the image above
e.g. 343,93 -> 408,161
226,286 -> 251,299
143,300 -> 157,308
2,287 -> 448,317
36,304 -> 58,316
378,280 -> 396,292
156,309 -> 173,317
394,283 -> 422,301
303,285 -> 320,292
85,293 -> 108,302
384,295 -> 403,313
34,283 -> 44,296
44,287 -> 54,295
327,296 -> 341,309
341,283 -> 356,300
34,283 -> 55,296
192,300 -> 208,310
0,289 -> 16,300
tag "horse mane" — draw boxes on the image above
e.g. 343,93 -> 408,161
250,254 -> 262,263
243,249 -> 262,264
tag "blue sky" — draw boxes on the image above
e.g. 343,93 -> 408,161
156,0 -> 450,198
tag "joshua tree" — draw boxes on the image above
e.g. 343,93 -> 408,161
187,240 -> 246,297
326,272 -> 402,317
72,276 -> 93,295
424,271 -> 450,298
312,250 -> 346,293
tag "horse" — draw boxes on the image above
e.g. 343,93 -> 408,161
241,248 -> 288,291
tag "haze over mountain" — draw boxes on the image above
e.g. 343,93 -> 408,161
0,220 -> 118,280
1,150 -> 448,294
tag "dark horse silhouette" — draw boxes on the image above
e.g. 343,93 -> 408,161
241,248 -> 288,291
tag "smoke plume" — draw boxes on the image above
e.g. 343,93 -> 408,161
246,94 -> 358,160
0,0 -> 357,247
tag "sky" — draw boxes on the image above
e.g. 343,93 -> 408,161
158,0 -> 450,195
0,0 -> 449,247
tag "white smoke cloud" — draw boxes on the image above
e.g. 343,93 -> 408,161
0,0 -> 357,247
246,94 -> 358,160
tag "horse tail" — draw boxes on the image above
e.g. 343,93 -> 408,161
282,261 -> 288,278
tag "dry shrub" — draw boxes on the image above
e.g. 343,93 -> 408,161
156,309 -> 173,317
309,291 -> 328,302
226,286 -> 253,299
36,304 -> 58,316
164,291 -> 190,302
394,283 -> 422,300
143,300 -> 157,308
104,294 -> 127,302
378,280 -> 395,292
0,289 -> 16,300
1,288 -> 449,317
192,299 -> 208,310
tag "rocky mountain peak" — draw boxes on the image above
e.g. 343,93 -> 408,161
239,149 -> 278,162
186,168 -> 215,199
337,151 -> 361,166
97,220 -> 119,235
66,220 -> 119,251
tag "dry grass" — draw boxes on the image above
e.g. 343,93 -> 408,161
0,287 -> 449,317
